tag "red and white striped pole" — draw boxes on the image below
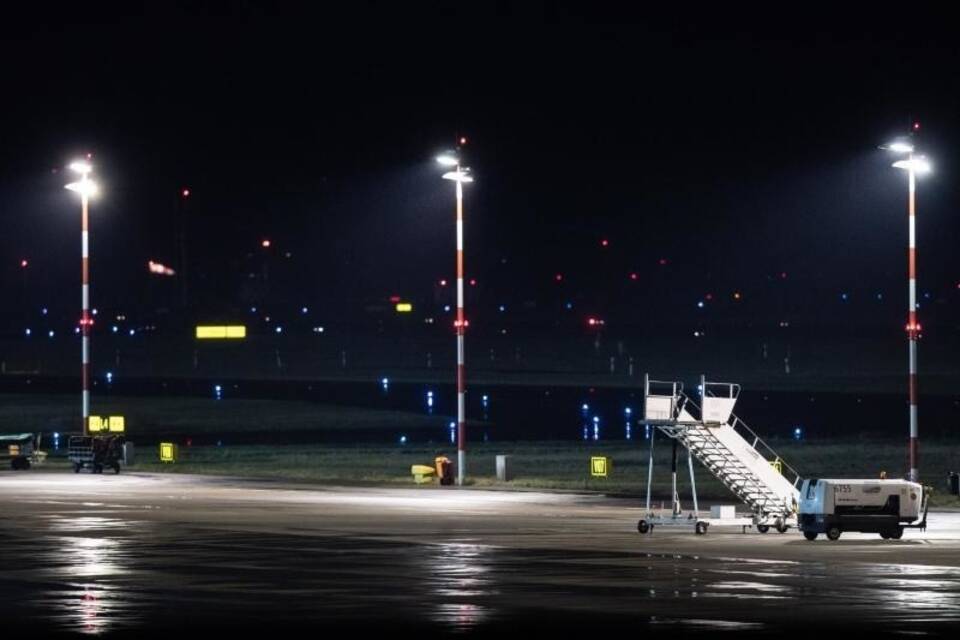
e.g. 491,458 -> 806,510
81,186 -> 91,433
906,154 -> 919,482
455,166 -> 466,485
67,160 -> 96,435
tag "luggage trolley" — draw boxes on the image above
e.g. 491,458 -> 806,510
68,435 -> 125,474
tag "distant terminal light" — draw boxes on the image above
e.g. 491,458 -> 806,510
600,238 -> 609,247
587,317 -> 605,327
705,293 -> 713,301
396,302 -> 413,313
439,279 -> 448,287
313,326 -> 325,333
780,272 -> 788,279
469,278 -> 477,286
274,326 -> 283,334
181,188 -> 191,198
111,325 -> 119,333
733,291 -> 742,300
841,293 -> 849,301
20,259 -> 28,268
24,328 -> 31,336
697,301 -> 705,309
555,273 -> 563,282
196,325 -> 247,339
301,307 -> 308,314
498,304 -> 506,312
629,272 -> 639,281
444,305 -> 451,312
658,258 -> 668,266
261,239 -> 271,248
389,295 -> 402,304
48,330 -> 55,338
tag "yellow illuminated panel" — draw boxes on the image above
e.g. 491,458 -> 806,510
160,442 -> 176,463
108,416 -> 125,433
225,325 -> 246,338
196,325 -> 246,339
88,416 -> 108,432
590,456 -> 610,477
395,303 -> 413,313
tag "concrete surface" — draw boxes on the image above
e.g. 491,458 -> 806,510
2,471 -> 959,636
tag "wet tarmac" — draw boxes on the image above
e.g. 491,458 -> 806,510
2,471 -> 960,637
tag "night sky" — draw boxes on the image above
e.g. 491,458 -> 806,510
1,3 -> 958,334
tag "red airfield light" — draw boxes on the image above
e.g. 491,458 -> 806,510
658,258 -> 668,266
181,188 -> 191,198
469,278 -> 477,286
600,238 -> 609,248
913,122 -> 921,131
389,295 -> 401,303
629,272 -> 639,281
555,273 -> 563,282
20,259 -> 28,268
459,136 -> 468,145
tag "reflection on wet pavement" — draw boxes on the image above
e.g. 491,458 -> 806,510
2,474 -> 960,635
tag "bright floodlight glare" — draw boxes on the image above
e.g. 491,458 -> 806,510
65,179 -> 99,197
442,170 -> 474,183
887,141 -> 915,154
893,157 -> 932,174
436,154 -> 459,167
69,161 -> 93,174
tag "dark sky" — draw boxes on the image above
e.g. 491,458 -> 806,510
1,2 -> 958,330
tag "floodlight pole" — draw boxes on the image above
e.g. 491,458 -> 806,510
81,182 -> 91,435
455,163 -> 466,486
906,153 -> 919,482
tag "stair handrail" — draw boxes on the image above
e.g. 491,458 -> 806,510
728,414 -> 802,488
681,390 -> 802,489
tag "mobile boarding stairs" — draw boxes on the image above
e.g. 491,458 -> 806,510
637,375 -> 801,535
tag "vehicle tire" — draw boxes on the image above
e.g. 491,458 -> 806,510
22,459 -> 31,470
637,519 -> 650,535
695,521 -> 708,535
757,525 -> 770,534
880,530 -> 891,539
826,526 -> 842,541
776,521 -> 789,534
803,531 -> 818,541
889,526 -> 904,540
113,463 -> 121,474
73,463 -> 81,473
10,459 -> 19,471
94,464 -> 103,474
